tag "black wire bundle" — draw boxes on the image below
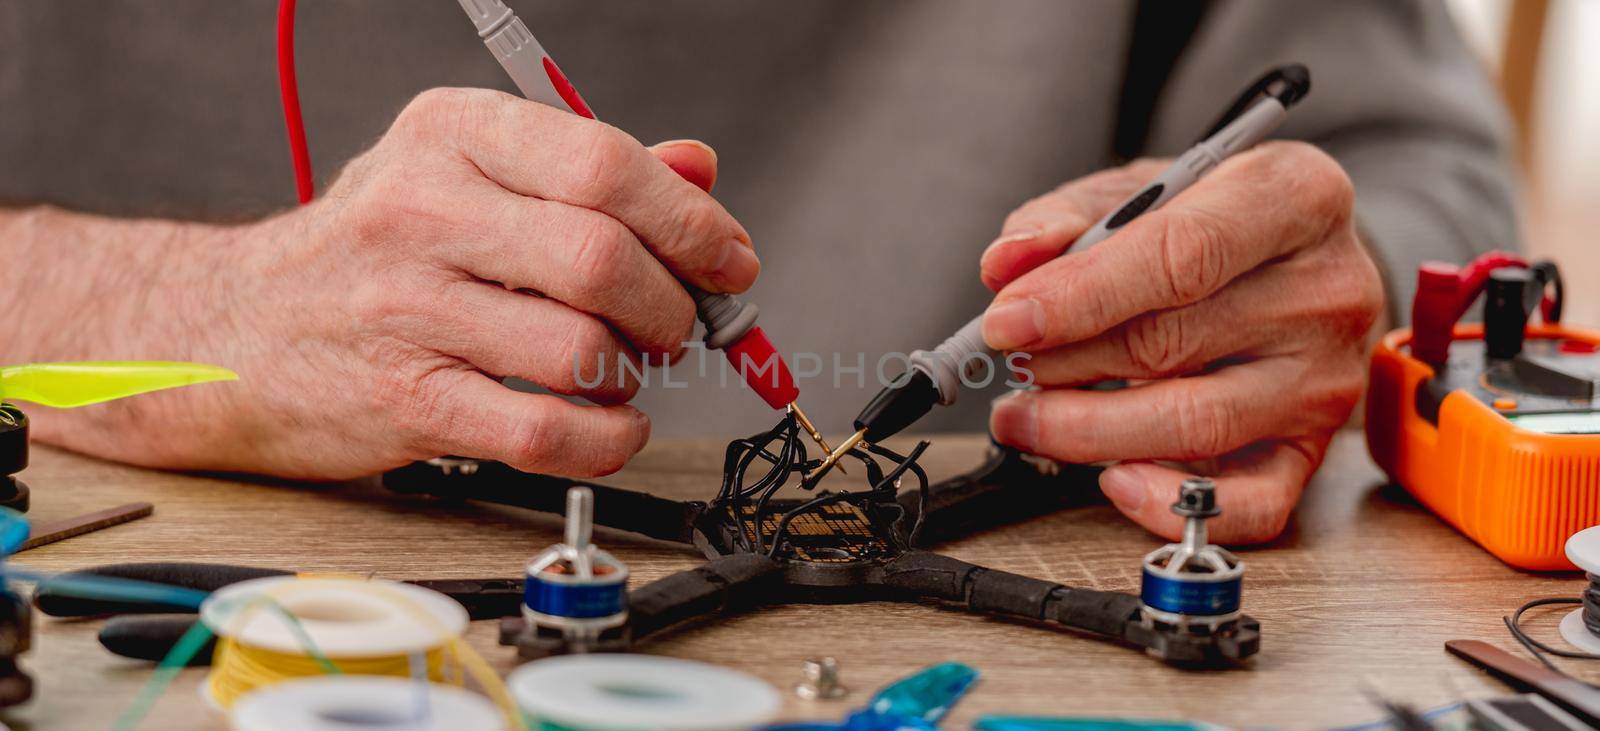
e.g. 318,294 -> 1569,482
1504,573 -> 1600,676
711,412 -> 930,559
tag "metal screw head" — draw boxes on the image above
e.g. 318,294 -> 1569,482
1172,476 -> 1221,518
794,657 -> 848,700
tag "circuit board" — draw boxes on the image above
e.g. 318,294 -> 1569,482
735,501 -> 893,563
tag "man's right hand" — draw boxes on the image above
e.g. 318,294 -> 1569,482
24,88 -> 757,479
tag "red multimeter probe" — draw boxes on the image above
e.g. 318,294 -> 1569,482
274,0 -> 827,456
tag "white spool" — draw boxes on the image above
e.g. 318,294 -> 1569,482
199,576 -> 470,708
230,676 -> 503,731
200,576 -> 468,658
1561,527 -> 1600,652
508,654 -> 780,731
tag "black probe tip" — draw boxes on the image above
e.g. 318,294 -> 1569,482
854,370 -> 941,443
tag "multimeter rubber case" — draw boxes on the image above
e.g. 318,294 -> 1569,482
1366,254 -> 1600,570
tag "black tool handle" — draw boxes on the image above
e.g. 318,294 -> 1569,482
384,460 -> 703,545
33,563 -> 289,617
1447,639 -> 1600,726
99,615 -> 215,665
628,553 -> 783,641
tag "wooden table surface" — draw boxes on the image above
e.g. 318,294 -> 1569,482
1,429 -> 1593,731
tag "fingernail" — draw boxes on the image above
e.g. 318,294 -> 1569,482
1100,468 -> 1146,512
711,239 -> 760,292
981,228 -> 1041,261
983,298 -> 1045,350
653,138 -> 717,162
989,391 -> 1039,452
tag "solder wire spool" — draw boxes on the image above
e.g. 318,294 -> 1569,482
1139,478 -> 1244,627
230,676 -> 503,731
507,654 -> 781,731
1555,526 -> 1600,655
199,576 -> 470,709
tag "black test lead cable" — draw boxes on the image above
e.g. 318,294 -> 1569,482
808,65 -> 1312,480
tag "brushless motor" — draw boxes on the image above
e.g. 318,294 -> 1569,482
1140,478 -> 1244,631
522,487 -> 628,651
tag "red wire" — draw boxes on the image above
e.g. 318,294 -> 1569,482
276,0 -> 314,204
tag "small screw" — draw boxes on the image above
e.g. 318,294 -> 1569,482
794,657 -> 848,700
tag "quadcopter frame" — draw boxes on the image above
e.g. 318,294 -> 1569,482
383,414 -> 1259,666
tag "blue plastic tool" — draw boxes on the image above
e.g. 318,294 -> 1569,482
765,662 -> 979,731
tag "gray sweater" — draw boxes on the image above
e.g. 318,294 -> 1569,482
0,0 -> 1518,437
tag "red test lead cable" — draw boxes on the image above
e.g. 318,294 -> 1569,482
276,0 -> 314,205
445,0 -> 832,458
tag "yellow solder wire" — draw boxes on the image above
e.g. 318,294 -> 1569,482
204,576 -> 528,730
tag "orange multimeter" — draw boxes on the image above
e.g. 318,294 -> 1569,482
1366,252 -> 1600,571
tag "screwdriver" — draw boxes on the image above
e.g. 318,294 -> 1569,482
455,0 -> 837,461
809,65 -> 1312,479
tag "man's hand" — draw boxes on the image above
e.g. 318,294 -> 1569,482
980,142 -> 1383,544
16,88 -> 754,479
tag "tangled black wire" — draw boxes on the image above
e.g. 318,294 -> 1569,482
1504,574 -> 1600,679
711,412 -> 930,559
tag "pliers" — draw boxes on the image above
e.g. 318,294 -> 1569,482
31,562 -> 524,665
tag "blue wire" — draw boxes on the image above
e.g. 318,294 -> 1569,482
0,566 -> 209,610
0,506 -> 208,611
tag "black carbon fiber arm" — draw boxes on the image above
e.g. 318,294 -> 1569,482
899,446 -> 1103,547
383,460 -> 704,544
880,551 -> 1257,664
627,554 -> 783,641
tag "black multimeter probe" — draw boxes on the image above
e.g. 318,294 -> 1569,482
810,65 -> 1312,478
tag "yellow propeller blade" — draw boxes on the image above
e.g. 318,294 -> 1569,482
0,361 -> 238,409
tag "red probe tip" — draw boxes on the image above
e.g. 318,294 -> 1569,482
722,327 -> 800,410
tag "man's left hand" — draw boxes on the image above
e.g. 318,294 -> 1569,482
981,142 -> 1384,544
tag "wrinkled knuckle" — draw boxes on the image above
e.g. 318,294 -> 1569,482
1319,241 -> 1385,343
1159,212 -> 1230,303
387,367 -> 453,448
397,87 -> 470,135
1172,392 -> 1237,459
570,128 -> 635,208
508,408 -> 560,471
1123,312 -> 1191,377
554,318 -> 617,392
1330,360 -> 1368,411
345,170 -> 444,247
649,296 -> 697,360
1350,252 -> 1386,329
673,201 -> 727,268
567,214 -> 631,293
1274,141 -> 1354,219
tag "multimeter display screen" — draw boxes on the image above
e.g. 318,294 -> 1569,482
1508,412 -> 1600,434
